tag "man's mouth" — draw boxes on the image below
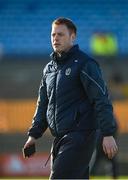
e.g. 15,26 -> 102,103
54,43 -> 60,46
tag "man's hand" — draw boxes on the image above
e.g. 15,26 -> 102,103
23,136 -> 36,158
24,136 -> 36,149
102,136 -> 118,159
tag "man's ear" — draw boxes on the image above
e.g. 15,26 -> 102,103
71,33 -> 76,42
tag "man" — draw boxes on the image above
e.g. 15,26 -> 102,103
24,17 -> 118,179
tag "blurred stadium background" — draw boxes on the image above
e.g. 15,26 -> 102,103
0,0 -> 128,178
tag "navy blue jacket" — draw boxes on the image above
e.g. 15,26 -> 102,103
28,45 -> 116,138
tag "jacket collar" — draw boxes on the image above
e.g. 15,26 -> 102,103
50,44 -> 79,64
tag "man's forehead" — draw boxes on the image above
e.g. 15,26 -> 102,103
51,24 -> 69,33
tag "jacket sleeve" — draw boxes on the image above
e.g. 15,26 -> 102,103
28,70 -> 48,139
80,59 -> 116,136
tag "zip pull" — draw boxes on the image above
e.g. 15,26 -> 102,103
42,151 -> 52,168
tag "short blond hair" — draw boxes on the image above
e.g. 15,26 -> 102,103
52,17 -> 77,35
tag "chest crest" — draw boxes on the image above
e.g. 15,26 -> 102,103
65,68 -> 71,76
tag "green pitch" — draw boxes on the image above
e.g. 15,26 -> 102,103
0,176 -> 128,180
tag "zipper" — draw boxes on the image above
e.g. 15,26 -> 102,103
53,68 -> 59,137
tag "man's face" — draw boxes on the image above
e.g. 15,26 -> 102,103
51,24 -> 75,53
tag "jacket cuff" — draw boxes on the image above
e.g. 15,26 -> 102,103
27,131 -> 42,139
101,128 -> 116,137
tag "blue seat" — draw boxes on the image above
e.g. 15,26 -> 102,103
0,0 -> 128,55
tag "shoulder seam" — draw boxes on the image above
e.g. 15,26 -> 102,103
81,70 -> 106,95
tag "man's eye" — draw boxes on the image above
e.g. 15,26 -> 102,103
51,33 -> 64,37
59,33 -> 64,36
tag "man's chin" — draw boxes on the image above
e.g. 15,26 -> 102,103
54,48 -> 62,53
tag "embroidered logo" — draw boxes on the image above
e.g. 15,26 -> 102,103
65,68 -> 71,76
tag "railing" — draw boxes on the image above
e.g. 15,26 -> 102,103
0,99 -> 36,133
0,99 -> 127,133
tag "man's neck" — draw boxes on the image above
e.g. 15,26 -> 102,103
56,45 -> 73,57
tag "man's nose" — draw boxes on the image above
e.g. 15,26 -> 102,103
54,35 -> 59,41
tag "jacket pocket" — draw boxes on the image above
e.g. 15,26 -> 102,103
58,107 -> 79,131
70,108 -> 81,129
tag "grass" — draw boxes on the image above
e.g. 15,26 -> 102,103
0,176 -> 128,180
